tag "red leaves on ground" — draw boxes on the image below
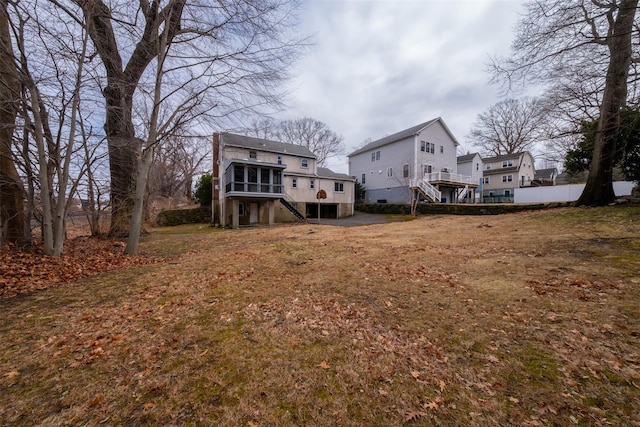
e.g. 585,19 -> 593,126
0,237 -> 163,298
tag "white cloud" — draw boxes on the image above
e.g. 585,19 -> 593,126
278,0 -> 524,172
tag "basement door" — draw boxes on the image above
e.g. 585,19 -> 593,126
249,203 -> 259,224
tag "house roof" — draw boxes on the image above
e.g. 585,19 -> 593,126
317,167 -> 353,181
220,132 -> 316,158
535,168 -> 558,180
347,117 -> 458,157
457,153 -> 481,163
482,151 -> 529,163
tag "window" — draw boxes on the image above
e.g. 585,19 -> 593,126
402,164 -> 409,178
292,178 -> 297,188
249,150 -> 257,159
310,179 -> 315,189
277,155 -> 282,165
386,167 -> 393,178
484,177 -> 490,184
361,173 -> 366,184
423,164 -> 432,175
370,150 -> 381,161
420,140 -> 427,152
301,158 -> 308,168
504,189 -> 511,197
430,143 -> 435,154
502,160 -> 513,167
476,162 -> 479,171
486,163 -> 491,170
440,145 -> 444,154
334,182 -> 344,192
502,175 -> 513,183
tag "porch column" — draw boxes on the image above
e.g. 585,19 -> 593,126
268,200 -> 275,225
231,199 -> 240,229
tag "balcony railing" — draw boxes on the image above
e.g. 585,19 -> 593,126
426,171 -> 477,186
225,181 -> 283,194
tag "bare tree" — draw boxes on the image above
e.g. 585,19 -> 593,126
74,0 -> 305,236
276,117 -> 345,166
492,0 -> 639,206
0,0 -> 24,246
10,0 -> 92,255
467,97 -> 546,156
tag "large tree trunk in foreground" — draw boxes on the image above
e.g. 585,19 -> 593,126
576,0 -> 638,206
80,0 -> 185,237
0,0 -> 24,245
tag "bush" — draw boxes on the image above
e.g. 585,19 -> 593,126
194,173 -> 212,207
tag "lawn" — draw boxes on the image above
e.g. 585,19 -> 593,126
1,206 -> 639,426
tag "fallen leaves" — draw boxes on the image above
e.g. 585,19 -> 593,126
0,237 -> 164,298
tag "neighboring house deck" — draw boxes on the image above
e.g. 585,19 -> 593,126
212,133 -> 354,228
347,118 -> 478,204
481,152 -> 536,203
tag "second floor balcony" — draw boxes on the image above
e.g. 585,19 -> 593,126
426,171 -> 478,187
224,161 -> 285,198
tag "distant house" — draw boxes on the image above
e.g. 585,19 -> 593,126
456,153 -> 483,203
347,118 -> 478,204
533,168 -> 558,186
212,132 -> 354,228
481,151 -> 536,202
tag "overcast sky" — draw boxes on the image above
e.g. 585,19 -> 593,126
276,0 -> 524,173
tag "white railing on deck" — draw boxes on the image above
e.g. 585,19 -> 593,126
410,178 -> 441,202
427,171 -> 476,186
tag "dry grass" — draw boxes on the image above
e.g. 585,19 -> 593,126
1,206 -> 639,426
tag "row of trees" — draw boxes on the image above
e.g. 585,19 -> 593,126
468,0 -> 639,205
0,0 -> 306,254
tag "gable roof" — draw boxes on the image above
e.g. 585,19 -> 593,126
482,151 -> 530,163
535,168 -> 558,179
457,153 -> 481,163
317,167 -> 353,181
220,132 -> 316,158
347,117 -> 458,157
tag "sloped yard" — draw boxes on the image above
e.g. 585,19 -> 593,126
1,207 -> 639,426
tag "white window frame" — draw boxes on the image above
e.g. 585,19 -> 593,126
484,177 -> 490,184
277,155 -> 282,165
310,179 -> 315,189
334,182 -> 344,192
301,158 -> 309,168
386,167 -> 393,178
402,164 -> 409,178
440,145 -> 444,154
292,178 -> 297,188
249,150 -> 257,159
502,175 -> 513,183
361,173 -> 366,184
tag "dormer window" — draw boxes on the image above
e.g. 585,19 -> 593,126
301,158 -> 309,168
249,150 -> 257,159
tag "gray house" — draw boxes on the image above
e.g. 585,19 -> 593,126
212,133 -> 354,228
456,153 -> 483,203
348,118 -> 477,204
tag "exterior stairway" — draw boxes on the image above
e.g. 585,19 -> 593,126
279,197 -> 306,221
410,178 -> 441,203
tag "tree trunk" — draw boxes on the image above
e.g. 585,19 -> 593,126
0,0 -> 25,246
576,0 -> 638,206
80,0 -> 185,237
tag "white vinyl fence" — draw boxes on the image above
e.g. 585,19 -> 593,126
514,181 -> 636,203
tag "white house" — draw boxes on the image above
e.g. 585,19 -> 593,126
481,151 -> 536,202
348,118 -> 478,204
212,132 -> 354,228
